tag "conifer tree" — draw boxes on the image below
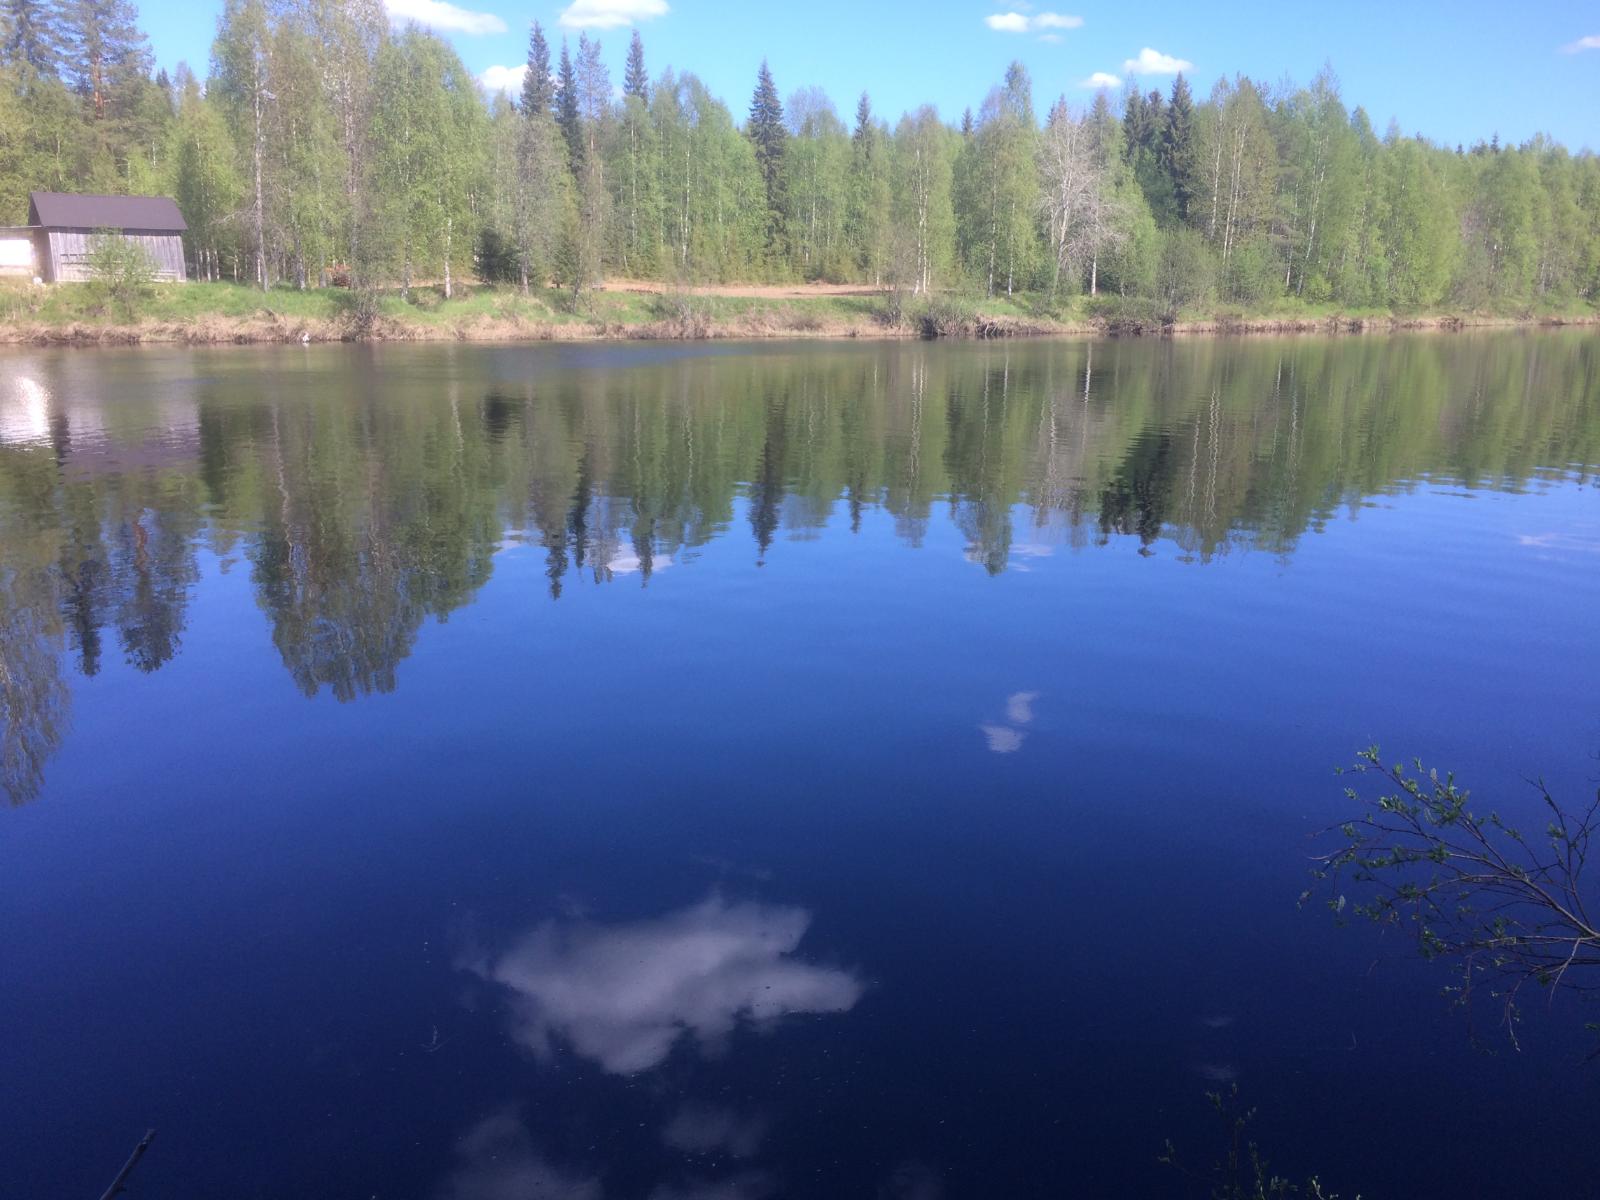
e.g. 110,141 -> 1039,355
1121,88 -> 1146,164
521,20 -> 552,118
63,0 -> 150,120
1161,73 -> 1197,222
555,37 -> 580,169
2,0 -> 65,77
747,59 -> 787,253
624,28 -> 647,103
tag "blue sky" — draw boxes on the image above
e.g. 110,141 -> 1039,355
140,0 -> 1599,151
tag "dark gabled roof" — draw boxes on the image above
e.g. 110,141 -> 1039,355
27,192 -> 187,233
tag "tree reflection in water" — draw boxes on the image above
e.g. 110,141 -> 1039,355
1,333 -> 1595,802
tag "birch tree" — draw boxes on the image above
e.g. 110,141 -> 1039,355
890,106 -> 954,296
844,93 -> 891,284
212,0 -> 274,288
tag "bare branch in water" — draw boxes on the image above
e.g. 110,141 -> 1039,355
1306,747 -> 1600,1050
98,1129 -> 156,1200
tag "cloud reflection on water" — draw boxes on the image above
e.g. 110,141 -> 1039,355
438,1110 -> 603,1200
647,1171 -> 778,1200
661,1105 -> 769,1159
471,894 -> 863,1075
980,690 -> 1039,753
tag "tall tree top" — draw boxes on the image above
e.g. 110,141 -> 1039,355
1001,60 -> 1033,126
1167,73 -> 1193,117
747,60 -> 787,248
555,36 -> 581,166
66,0 -> 153,117
852,92 -> 873,140
749,61 -> 783,132
624,28 -> 647,102
1161,73 -> 1198,220
574,31 -> 608,125
522,21 -> 552,117
748,59 -> 785,173
2,0 -> 67,77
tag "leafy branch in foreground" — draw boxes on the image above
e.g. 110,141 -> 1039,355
1306,747 -> 1600,1049
1159,1086 -> 1353,1200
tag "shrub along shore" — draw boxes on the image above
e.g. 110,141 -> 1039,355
1,281 -> 1594,347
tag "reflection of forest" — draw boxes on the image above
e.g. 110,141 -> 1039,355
2,335 -> 1596,802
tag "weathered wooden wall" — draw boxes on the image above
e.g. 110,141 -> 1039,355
44,229 -> 186,283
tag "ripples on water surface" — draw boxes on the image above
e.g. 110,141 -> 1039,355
1,334 -> 1598,1198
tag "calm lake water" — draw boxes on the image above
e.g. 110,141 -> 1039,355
2,334 -> 1598,1199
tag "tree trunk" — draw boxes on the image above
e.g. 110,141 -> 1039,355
253,66 -> 267,292
444,215 -> 453,299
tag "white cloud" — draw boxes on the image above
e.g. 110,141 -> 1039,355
1561,34 -> 1600,53
985,10 -> 1080,33
1080,71 -> 1122,89
471,895 -> 863,1075
985,11 -> 1031,31
559,0 -> 670,30
479,64 -> 528,95
1123,47 -> 1193,75
383,0 -> 507,35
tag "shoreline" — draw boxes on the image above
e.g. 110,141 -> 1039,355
1,308 -> 1594,349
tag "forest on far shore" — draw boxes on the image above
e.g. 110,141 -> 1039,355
2,0 -> 1598,315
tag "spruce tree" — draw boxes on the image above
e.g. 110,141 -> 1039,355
624,28 -> 647,103
521,21 -> 552,118
2,0 -> 66,77
555,37 -> 581,169
747,59 -> 786,251
1143,90 -> 1165,147
1121,89 -> 1145,164
1161,73 -> 1197,221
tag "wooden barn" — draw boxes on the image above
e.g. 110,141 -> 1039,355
27,192 -> 188,283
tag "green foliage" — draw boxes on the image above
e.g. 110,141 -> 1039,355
85,227 -> 155,313
1224,233 -> 1280,304
1154,227 -> 1218,316
844,93 -> 892,284
954,61 -> 1039,295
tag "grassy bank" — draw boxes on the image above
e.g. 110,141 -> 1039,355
0,280 -> 1593,346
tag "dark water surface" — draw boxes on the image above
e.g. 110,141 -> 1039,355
2,334 -> 1598,1199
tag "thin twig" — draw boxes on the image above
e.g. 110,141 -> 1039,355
98,1129 -> 156,1200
